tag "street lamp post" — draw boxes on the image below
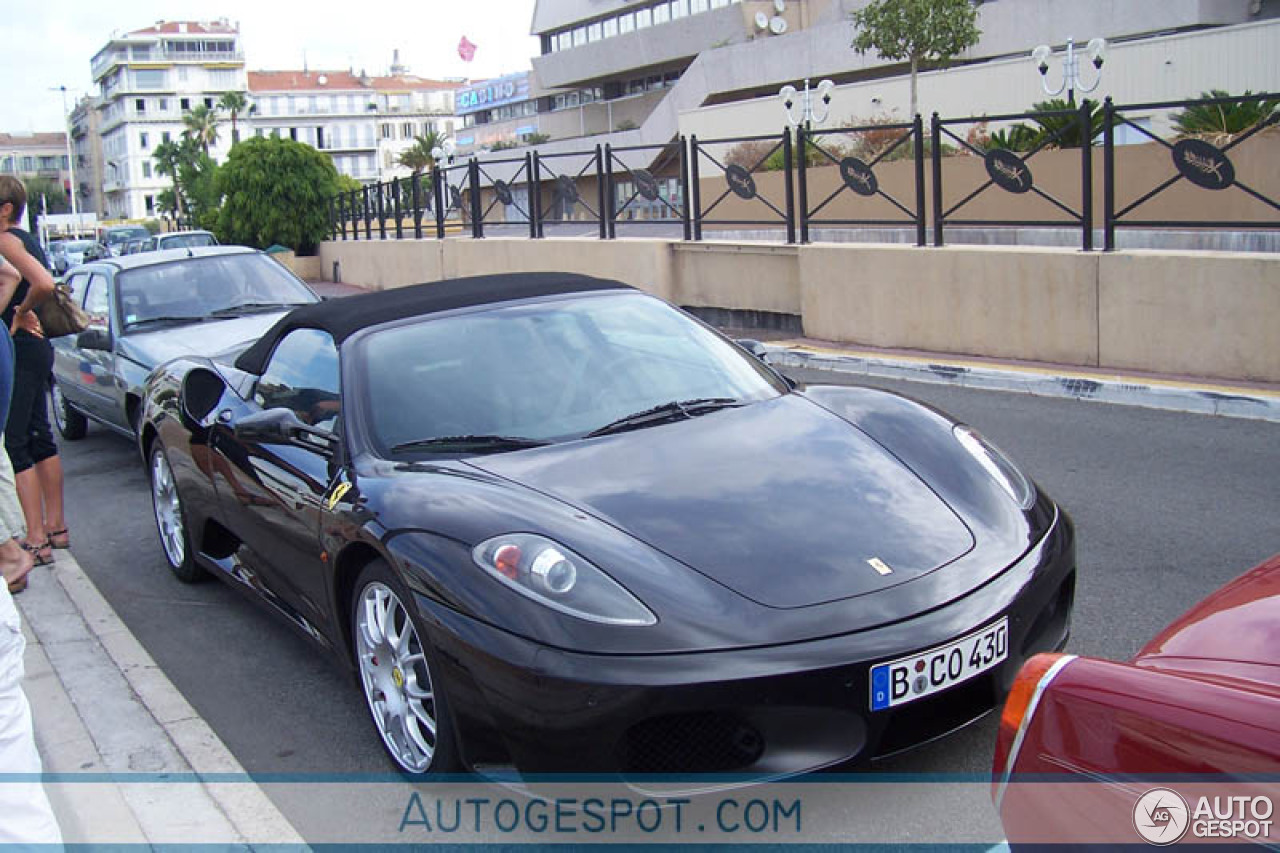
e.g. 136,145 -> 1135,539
779,78 -> 835,129
431,137 -> 457,166
1031,37 -> 1108,104
51,85 -> 80,233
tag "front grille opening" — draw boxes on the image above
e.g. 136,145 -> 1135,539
618,712 -> 765,774
1022,569 -> 1076,657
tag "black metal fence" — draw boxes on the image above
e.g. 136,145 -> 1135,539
330,92 -> 1278,251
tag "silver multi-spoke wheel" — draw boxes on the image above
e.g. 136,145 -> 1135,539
151,449 -> 186,568
356,581 -> 440,773
51,382 -> 67,432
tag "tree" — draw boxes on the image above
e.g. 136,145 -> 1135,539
850,0 -> 981,120
215,136 -> 342,254
396,131 -> 447,175
22,177 -> 69,216
218,91 -> 252,145
183,104 -> 222,156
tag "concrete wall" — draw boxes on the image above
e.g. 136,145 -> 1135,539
317,237 -> 1280,383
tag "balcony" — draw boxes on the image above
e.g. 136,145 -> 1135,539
93,47 -> 244,80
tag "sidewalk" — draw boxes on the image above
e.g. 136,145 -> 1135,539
15,551 -> 301,846
11,334 -> 1277,845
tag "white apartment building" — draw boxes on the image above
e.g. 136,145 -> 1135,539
91,19 -> 247,220
246,70 -> 459,184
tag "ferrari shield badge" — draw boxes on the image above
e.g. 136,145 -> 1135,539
325,481 -> 352,511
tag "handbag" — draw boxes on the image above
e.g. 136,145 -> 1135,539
34,284 -> 91,338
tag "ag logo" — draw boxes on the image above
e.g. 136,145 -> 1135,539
725,164 -> 758,200
555,174 -> 579,205
839,157 -> 878,196
448,185 -> 464,212
1172,139 -> 1235,190
493,179 -> 514,206
1133,788 -> 1190,846
984,148 -> 1033,194
632,168 -> 660,201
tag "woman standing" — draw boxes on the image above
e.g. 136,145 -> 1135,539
0,176 -> 64,565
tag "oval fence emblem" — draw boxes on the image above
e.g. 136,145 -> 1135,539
725,164 -> 758,200
633,169 -> 661,201
493,180 -> 514,206
448,185 -> 464,211
555,174 -> 580,205
839,157 -> 879,197
984,149 -> 1033,194
1172,139 -> 1235,190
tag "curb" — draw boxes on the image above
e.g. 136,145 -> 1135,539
16,551 -> 302,845
768,344 -> 1280,423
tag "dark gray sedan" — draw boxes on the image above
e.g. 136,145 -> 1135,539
51,246 -> 319,441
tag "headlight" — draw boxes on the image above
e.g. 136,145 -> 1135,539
953,425 -> 1036,510
473,534 -> 656,626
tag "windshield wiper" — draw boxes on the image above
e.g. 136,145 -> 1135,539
209,302 -> 307,316
390,434 -> 552,454
125,315 -> 211,328
586,397 -> 743,438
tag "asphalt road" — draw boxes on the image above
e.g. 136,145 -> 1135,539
54,369 -> 1280,836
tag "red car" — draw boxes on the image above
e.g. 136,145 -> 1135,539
994,553 -> 1280,847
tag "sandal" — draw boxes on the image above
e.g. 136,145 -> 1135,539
21,540 -> 53,567
7,574 -> 27,594
48,528 -> 70,550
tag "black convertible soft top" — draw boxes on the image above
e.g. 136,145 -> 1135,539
235,272 -> 633,374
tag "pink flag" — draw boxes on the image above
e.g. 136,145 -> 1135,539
458,36 -> 477,62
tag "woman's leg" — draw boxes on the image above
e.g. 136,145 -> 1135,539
4,368 -> 47,562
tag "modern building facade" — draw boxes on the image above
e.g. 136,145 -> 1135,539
246,70 -> 459,183
69,96 -> 106,216
90,19 -> 247,220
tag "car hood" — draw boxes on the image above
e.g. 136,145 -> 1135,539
469,394 -> 975,609
1133,553 -> 1280,680
117,312 -> 293,370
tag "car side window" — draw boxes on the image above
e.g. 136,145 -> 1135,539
66,272 -> 90,307
82,274 -> 111,329
254,329 -> 341,432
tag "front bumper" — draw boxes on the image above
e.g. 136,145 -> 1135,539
415,510 -> 1075,780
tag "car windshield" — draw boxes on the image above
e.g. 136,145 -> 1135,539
161,233 -> 217,248
117,253 -> 318,329
64,241 -> 96,252
357,292 -> 784,454
104,228 -> 149,246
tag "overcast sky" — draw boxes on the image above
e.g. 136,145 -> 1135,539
3,0 -> 540,133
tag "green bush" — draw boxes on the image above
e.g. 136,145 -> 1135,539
1172,90 -> 1279,137
214,136 -> 341,254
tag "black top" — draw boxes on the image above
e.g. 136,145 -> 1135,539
2,227 -> 48,329
235,272 -> 632,374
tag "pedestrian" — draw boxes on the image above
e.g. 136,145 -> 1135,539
0,176 -> 66,566
0,257 -> 32,594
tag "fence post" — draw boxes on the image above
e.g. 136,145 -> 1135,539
469,159 -> 484,239
362,186 -> 372,240
532,151 -> 544,238
679,137 -> 692,242
328,196 -> 337,241
525,152 -> 538,239
336,194 -> 346,241
376,182 -> 387,240
783,129 -> 796,245
797,126 -> 810,244
931,113 -> 943,247
411,173 -> 423,239
595,145 -> 607,240
604,144 -> 616,239
349,191 -> 358,241
1080,100 -> 1094,251
1103,97 -> 1116,252
392,179 -> 403,240
433,167 -> 445,239
913,114 -> 927,247
690,135 -> 702,241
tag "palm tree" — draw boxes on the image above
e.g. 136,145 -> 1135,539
397,131 -> 448,175
152,139 -> 186,219
218,91 -> 252,145
183,104 -> 222,156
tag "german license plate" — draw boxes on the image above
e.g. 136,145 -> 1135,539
870,617 -> 1008,711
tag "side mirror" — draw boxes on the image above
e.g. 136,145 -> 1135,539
76,328 -> 112,351
736,338 -> 769,360
235,407 -> 335,456
180,367 -> 227,425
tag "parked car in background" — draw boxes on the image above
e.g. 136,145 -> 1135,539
101,224 -> 151,256
50,246 -> 320,442
50,239 -> 106,274
123,237 -> 150,255
147,230 -> 219,252
138,272 -> 1076,777
994,552 -> 1280,846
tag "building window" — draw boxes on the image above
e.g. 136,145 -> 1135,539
672,0 -> 690,18
204,97 -> 214,109
135,69 -> 166,89
159,97 -> 168,111
290,128 -> 298,141
636,7 -> 653,27
401,121 -> 413,139
145,194 -> 154,214
619,12 -> 635,33
573,26 -> 587,46
143,161 -> 152,178
557,31 -> 573,51
692,0 -> 708,11
654,4 -> 670,24
140,132 -> 149,149
588,21 -> 602,41
135,98 -> 146,113
180,97 -> 190,111
603,17 -> 618,37
317,127 -> 326,149
162,131 -> 172,143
